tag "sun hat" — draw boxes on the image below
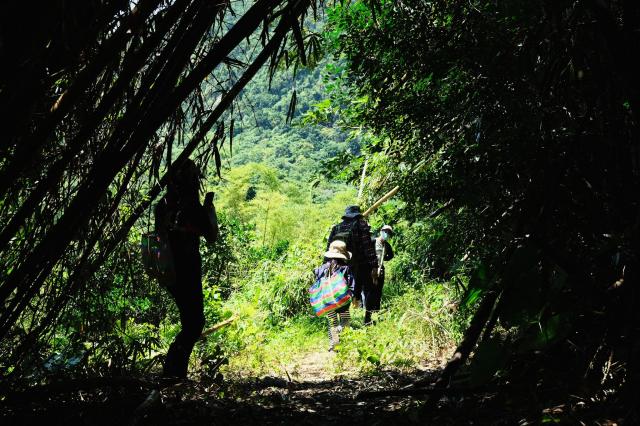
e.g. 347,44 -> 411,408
324,240 -> 352,260
342,205 -> 363,219
381,224 -> 394,235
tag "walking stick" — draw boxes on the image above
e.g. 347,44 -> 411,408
200,315 -> 237,339
378,241 -> 385,275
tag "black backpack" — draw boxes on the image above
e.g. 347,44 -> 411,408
329,220 -> 358,258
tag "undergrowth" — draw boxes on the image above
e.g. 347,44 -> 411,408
334,283 -> 460,374
213,274 -> 460,378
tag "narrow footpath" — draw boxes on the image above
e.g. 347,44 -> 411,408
3,347 -> 605,425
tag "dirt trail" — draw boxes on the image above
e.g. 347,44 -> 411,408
289,348 -> 337,382
2,347 -> 622,425
167,347 -> 441,425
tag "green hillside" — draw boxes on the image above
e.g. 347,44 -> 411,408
226,60 -> 354,181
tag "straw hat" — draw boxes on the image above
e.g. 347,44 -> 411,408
324,240 -> 352,260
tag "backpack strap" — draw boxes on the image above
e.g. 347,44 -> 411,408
346,219 -> 359,255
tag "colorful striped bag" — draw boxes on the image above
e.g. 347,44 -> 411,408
309,271 -> 352,317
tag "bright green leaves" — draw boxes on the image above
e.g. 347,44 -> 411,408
463,261 -> 491,308
357,347 -> 382,367
463,287 -> 483,309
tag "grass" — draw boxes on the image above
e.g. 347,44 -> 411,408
334,285 -> 459,374
211,278 -> 460,379
220,313 -> 327,378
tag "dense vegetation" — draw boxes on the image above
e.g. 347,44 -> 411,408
0,0 -> 320,379
323,0 -> 640,414
0,0 -> 454,387
230,59 -> 355,181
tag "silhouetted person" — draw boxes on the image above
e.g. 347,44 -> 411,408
155,159 -> 218,378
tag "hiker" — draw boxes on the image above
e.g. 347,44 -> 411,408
314,240 -> 355,351
364,225 -> 395,323
326,205 -> 378,321
155,159 -> 218,378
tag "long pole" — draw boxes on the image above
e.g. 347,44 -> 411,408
363,186 -> 400,217
357,158 -> 369,202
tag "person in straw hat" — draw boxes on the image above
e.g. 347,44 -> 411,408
313,240 -> 356,351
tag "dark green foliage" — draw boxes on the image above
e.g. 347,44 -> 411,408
3,212 -> 247,382
229,59 -> 349,181
326,0 -> 640,406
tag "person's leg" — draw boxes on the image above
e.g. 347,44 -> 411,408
163,242 -> 205,378
364,270 -> 384,325
360,265 -> 376,325
326,311 -> 339,350
352,264 -> 364,307
338,310 -> 351,330
337,304 -> 351,330
164,283 -> 205,377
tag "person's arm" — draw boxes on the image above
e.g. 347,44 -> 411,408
313,266 -> 320,281
200,192 -> 218,244
314,263 -> 328,281
183,193 -> 217,242
154,201 -> 163,231
154,199 -> 169,235
345,266 -> 356,293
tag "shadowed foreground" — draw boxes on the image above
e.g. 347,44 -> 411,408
1,367 -> 625,425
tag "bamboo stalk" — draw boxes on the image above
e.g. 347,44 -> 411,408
0,0 -> 308,339
363,186 -> 400,217
357,158 -> 369,201
200,315 -> 238,339
419,290 -> 500,413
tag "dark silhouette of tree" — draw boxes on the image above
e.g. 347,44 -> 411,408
0,0 -> 320,380
328,0 -> 640,414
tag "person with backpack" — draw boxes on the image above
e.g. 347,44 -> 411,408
313,240 -> 355,351
326,205 -> 379,323
154,159 -> 218,379
365,225 -> 395,322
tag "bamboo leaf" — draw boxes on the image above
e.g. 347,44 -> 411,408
290,15 -> 306,66
213,142 -> 222,179
229,119 -> 234,157
286,89 -> 297,125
